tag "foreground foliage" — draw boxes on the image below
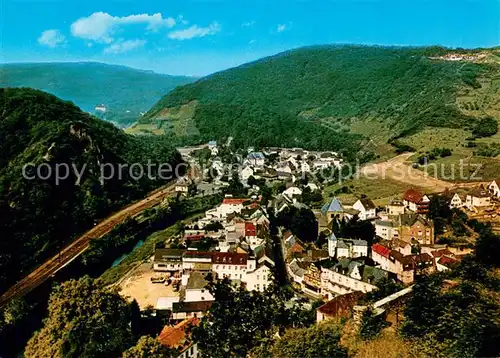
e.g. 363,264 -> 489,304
25,277 -> 134,358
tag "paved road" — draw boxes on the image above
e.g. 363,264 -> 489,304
0,181 -> 180,308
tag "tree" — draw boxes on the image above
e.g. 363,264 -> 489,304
340,216 -> 375,245
122,336 -> 175,358
277,207 -> 318,242
225,172 -> 246,197
268,322 -> 347,358
475,230 -> 500,268
193,277 -> 309,357
247,175 -> 258,187
359,307 -> 389,340
25,277 -> 134,358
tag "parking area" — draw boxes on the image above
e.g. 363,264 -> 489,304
118,263 -> 179,309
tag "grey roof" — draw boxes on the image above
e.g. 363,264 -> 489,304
337,240 -> 350,249
375,220 -> 394,228
248,152 -> 265,160
186,272 -> 209,290
344,208 -> 361,216
332,259 -> 388,285
289,260 -> 305,278
328,233 -> 337,241
352,239 -> 368,247
154,249 -> 185,262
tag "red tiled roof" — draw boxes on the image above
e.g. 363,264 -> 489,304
158,317 -> 200,349
372,243 -> 391,258
283,231 -> 293,240
184,234 -> 205,241
223,198 -> 246,205
289,242 -> 305,254
212,252 -> 248,265
246,202 -> 259,209
431,248 -> 453,258
317,291 -> 364,317
438,256 -> 459,267
245,222 -> 256,236
404,189 -> 425,204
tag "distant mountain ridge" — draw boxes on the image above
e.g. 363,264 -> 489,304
0,62 -> 195,126
141,45 -> 500,158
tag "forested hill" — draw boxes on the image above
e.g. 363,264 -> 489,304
143,45 -> 500,157
0,62 -> 194,126
0,88 -> 183,291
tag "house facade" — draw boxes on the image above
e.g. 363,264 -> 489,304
488,180 -> 500,198
466,187 -> 492,209
449,193 -> 465,209
395,214 -> 434,245
403,189 -> 430,214
352,198 -> 377,220
320,259 -> 387,300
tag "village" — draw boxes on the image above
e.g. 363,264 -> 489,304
117,140 -> 500,357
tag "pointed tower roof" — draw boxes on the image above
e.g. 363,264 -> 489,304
321,197 -> 344,215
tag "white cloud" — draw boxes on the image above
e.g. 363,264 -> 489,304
104,39 -> 146,54
71,12 -> 176,43
242,20 -> 255,27
168,22 -> 220,40
38,29 -> 66,48
276,24 -> 288,33
177,15 -> 189,25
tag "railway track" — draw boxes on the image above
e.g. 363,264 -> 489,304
0,182 -> 179,308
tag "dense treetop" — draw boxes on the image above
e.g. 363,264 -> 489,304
144,45 -> 491,154
0,88 -> 183,291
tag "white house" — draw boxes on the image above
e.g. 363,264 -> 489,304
246,263 -> 273,292
206,198 -> 246,219
185,272 -> 215,302
351,240 -> 369,258
466,187 -> 492,210
403,189 -> 430,213
352,198 -> 377,220
212,252 -> 248,281
306,182 -> 319,191
247,152 -> 265,167
301,161 -> 312,173
488,180 -> 500,198
283,186 -> 303,200
153,249 -> 184,272
240,166 -> 254,181
313,160 -> 330,170
375,220 -> 396,241
320,260 -> 386,300
328,234 -> 367,259
387,199 -> 405,216
449,193 -> 465,209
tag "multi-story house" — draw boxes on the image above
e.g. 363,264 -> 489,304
403,189 -> 430,214
466,187 -> 492,209
153,249 -> 184,272
352,198 -> 377,220
320,259 -> 387,300
372,243 -> 435,284
394,213 -> 434,245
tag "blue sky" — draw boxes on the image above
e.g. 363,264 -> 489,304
1,0 -> 499,76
